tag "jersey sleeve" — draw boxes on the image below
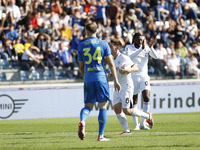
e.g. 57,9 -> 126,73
104,41 -> 111,56
148,45 -> 158,59
125,45 -> 143,59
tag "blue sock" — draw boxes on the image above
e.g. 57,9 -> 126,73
98,108 -> 107,136
80,106 -> 91,121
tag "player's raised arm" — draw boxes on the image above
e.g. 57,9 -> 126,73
106,55 -> 121,92
148,38 -> 158,59
125,46 -> 143,59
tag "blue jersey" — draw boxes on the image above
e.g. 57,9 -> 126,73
78,37 -> 111,83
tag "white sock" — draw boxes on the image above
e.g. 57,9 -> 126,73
141,102 -> 150,125
99,134 -> 104,138
131,108 -> 149,120
132,105 -> 139,127
117,112 -> 130,132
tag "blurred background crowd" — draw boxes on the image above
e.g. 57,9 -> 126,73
0,0 -> 200,81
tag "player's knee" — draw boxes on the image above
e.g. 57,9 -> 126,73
143,95 -> 150,102
142,90 -> 150,102
114,106 -> 122,114
133,95 -> 138,105
133,100 -> 138,105
123,109 -> 132,115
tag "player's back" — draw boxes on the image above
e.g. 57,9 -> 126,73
78,37 -> 111,83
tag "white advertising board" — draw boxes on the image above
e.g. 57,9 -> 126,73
0,81 -> 200,120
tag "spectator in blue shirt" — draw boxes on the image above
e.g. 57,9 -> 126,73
72,10 -> 82,27
158,0 -> 170,21
96,0 -> 106,25
5,24 -> 18,42
170,2 -> 183,21
57,42 -> 75,76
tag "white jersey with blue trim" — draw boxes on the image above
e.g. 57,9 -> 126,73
125,43 -> 151,77
113,52 -> 134,89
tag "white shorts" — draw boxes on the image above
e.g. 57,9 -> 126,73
132,75 -> 151,95
113,86 -> 133,109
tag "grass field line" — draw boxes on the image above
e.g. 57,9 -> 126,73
0,131 -> 200,135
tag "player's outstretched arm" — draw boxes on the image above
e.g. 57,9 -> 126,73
148,38 -> 158,59
106,55 -> 121,92
125,45 -> 143,59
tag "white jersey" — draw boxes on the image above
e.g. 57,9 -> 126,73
188,57 -> 198,73
167,57 -> 180,72
125,44 -> 152,77
113,52 -> 134,89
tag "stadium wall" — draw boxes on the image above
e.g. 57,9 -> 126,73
0,80 -> 200,120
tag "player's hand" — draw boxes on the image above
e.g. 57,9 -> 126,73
142,37 -> 146,49
148,38 -> 155,47
119,68 -> 129,74
114,81 -> 121,93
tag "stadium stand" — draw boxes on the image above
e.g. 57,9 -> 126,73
20,70 -> 29,81
43,68 -> 53,80
31,69 -> 41,80
0,0 -> 199,84
0,72 -> 7,81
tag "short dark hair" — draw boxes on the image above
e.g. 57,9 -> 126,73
132,32 -> 142,43
85,23 -> 97,34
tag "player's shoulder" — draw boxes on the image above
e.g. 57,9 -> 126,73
78,39 -> 86,46
125,44 -> 132,49
118,53 -> 131,62
125,44 -> 134,51
99,39 -> 109,46
119,53 -> 129,59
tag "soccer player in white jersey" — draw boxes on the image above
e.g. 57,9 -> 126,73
125,33 -> 158,130
108,39 -> 154,134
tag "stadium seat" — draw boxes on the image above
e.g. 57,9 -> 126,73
0,72 -> 7,81
43,70 -> 53,80
54,69 -> 64,79
0,59 -> 10,69
20,70 -> 29,81
11,61 -> 21,69
31,70 -> 41,80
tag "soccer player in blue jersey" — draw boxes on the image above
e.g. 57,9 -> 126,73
78,23 -> 121,141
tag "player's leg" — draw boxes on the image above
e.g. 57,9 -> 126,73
80,103 -> 93,122
139,76 -> 151,130
114,102 -> 131,135
132,76 -> 140,130
122,106 -> 154,129
98,101 -> 110,141
96,81 -> 110,141
122,86 -> 153,129
140,90 -> 150,130
78,103 -> 93,140
132,94 -> 140,130
78,82 -> 95,140
123,106 -> 149,119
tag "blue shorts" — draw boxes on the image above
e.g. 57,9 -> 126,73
84,81 -> 110,103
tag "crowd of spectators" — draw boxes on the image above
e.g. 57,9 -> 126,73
0,0 -> 200,80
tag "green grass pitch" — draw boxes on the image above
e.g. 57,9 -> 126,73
0,113 -> 200,150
